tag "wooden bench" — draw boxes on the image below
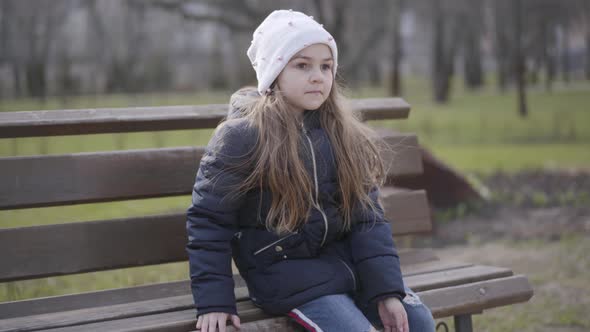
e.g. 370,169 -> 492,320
0,98 -> 533,332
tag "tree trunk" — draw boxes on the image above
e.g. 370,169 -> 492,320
583,1 -> 590,81
12,63 -> 23,98
543,22 -> 556,92
86,0 -> 109,95
25,60 -> 47,99
513,0 -> 528,117
390,0 -> 404,96
463,0 -> 483,89
464,30 -> 483,89
432,0 -> 454,104
587,32 -> 590,80
368,62 -> 381,86
561,23 -> 570,84
494,0 -> 510,92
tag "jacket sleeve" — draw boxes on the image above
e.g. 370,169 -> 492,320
186,119 -> 256,318
349,185 -> 406,306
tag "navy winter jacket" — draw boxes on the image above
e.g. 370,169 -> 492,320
186,88 -> 406,318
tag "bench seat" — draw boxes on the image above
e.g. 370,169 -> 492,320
0,263 -> 533,332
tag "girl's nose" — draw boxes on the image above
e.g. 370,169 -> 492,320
309,67 -> 324,83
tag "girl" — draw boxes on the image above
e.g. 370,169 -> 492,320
187,9 -> 435,332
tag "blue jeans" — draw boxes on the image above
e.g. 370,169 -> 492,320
287,287 -> 435,332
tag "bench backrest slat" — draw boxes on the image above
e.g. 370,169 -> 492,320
0,99 -> 410,138
0,133 -> 421,210
0,189 -> 429,282
1,147 -> 200,209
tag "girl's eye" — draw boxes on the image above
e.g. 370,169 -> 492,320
296,63 -> 308,69
321,64 -> 332,71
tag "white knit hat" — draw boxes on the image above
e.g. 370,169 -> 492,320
247,9 -> 338,96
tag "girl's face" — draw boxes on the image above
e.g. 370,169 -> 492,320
276,44 -> 334,113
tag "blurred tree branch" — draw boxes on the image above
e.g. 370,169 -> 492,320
141,0 -> 262,31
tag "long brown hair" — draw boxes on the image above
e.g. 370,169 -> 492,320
216,82 -> 388,235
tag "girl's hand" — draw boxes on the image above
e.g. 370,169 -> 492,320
196,312 -> 241,332
378,297 -> 408,332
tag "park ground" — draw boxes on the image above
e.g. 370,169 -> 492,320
1,78 -> 589,331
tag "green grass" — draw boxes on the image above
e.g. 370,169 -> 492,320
428,142 -> 590,173
1,78 -> 590,304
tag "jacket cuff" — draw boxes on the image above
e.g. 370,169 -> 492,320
370,291 -> 406,305
196,305 -> 238,319
356,255 -> 405,304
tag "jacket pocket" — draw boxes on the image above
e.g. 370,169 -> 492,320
336,257 -> 358,291
253,233 -> 298,256
270,256 -> 337,300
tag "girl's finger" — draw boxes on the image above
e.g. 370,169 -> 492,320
404,311 -> 409,332
196,315 -> 202,329
207,315 -> 217,332
231,315 -> 241,329
201,315 -> 209,332
218,316 -> 227,332
396,314 -> 404,332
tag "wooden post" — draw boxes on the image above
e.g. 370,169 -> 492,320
454,314 -> 473,332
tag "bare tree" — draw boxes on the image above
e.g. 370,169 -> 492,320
461,0 -> 484,89
85,0 -> 110,94
493,0 -> 511,92
389,0 -> 405,96
540,15 -> 557,91
586,2 -> 590,80
145,0 -> 266,32
2,0 -> 74,99
431,0 -> 461,103
513,0 -> 528,117
344,0 -> 393,84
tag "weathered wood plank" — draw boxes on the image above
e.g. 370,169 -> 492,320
0,214 -> 187,283
0,133 -> 421,210
381,187 -> 432,235
0,280 -> 189,320
421,275 -> 534,318
228,317 -> 302,332
0,261 -> 484,322
0,147 -> 201,210
0,188 -> 429,282
402,260 -> 473,277
0,295 -> 195,332
0,265 -> 522,331
7,275 -> 532,332
375,128 -> 423,177
0,299 -> 268,332
408,265 -> 514,292
0,98 -> 410,138
0,249 -> 436,319
398,248 -> 438,265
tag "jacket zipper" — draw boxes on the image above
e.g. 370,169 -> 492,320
253,233 -> 297,256
301,122 -> 329,247
337,257 -> 357,290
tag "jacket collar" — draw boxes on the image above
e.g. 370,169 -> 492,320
302,109 -> 321,129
